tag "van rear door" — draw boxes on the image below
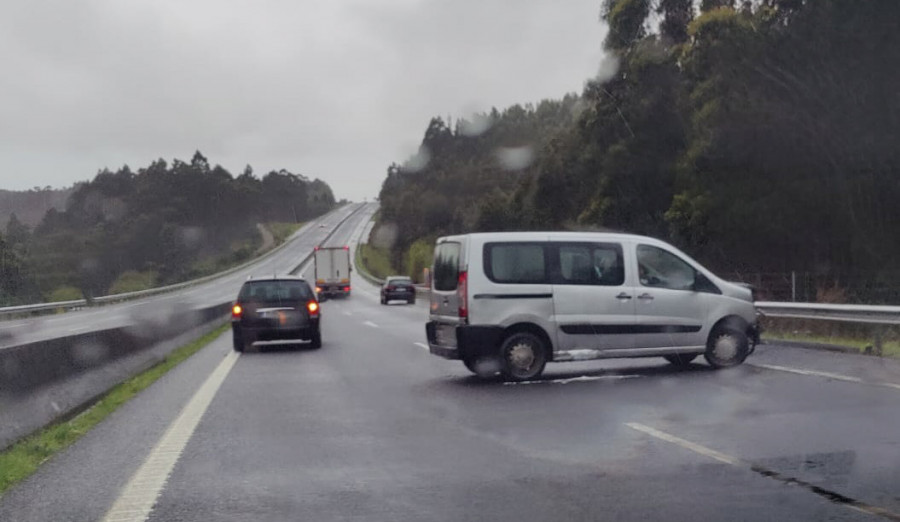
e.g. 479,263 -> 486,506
430,239 -> 464,323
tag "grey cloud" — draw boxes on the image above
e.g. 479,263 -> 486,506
0,0 -> 607,200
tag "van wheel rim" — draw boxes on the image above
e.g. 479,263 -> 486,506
508,342 -> 535,370
713,334 -> 739,361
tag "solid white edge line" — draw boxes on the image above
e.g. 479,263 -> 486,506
363,321 -> 379,328
625,422 -> 740,466
101,349 -> 240,522
749,363 -> 900,391
414,342 -> 429,350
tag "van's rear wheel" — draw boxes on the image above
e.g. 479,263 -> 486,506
664,354 -> 698,366
500,332 -> 548,381
704,326 -> 749,368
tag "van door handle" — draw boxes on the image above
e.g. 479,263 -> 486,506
637,293 -> 654,300
615,293 -> 632,300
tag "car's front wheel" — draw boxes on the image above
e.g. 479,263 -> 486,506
500,332 -> 548,382
704,325 -> 749,368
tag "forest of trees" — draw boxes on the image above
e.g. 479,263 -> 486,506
0,151 -> 335,305
378,0 -> 900,302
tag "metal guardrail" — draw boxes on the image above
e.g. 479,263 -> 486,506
0,205 -> 360,319
755,301 -> 900,326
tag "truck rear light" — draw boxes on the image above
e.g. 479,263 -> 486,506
315,286 -> 322,293
457,271 -> 468,319
343,286 -> 351,292
232,304 -> 242,318
307,300 -> 319,317
343,246 -> 349,250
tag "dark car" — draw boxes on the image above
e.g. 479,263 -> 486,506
380,276 -> 416,305
231,276 -> 321,351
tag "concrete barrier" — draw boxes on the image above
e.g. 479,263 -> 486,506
0,301 -> 231,449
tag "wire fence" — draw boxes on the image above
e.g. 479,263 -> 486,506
721,271 -> 900,305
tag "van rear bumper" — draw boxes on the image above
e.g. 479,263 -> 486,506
426,322 -> 504,361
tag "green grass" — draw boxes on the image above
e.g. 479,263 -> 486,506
357,243 -> 397,280
47,285 -> 81,303
267,222 -> 305,245
108,270 -> 158,294
763,331 -> 900,358
0,323 -> 229,495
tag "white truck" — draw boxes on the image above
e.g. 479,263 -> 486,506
314,246 -> 352,299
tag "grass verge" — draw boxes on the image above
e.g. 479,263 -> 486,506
267,222 -> 305,245
763,332 -> 900,358
0,323 -> 229,496
358,243 -> 397,281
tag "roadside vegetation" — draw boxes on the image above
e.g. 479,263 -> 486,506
377,0 -> 900,305
267,222 -> 306,245
0,152 -> 335,306
0,324 -> 228,495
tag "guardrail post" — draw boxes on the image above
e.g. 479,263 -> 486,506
874,329 -> 884,357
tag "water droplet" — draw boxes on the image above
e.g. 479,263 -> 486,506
495,146 -> 535,171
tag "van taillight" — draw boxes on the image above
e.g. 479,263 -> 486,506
307,300 -> 319,317
457,271 -> 468,319
232,304 -> 242,318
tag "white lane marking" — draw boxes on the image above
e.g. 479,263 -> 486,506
343,311 -> 353,316
363,320 -> 379,328
625,422 -> 900,521
625,422 -> 740,465
414,342 -> 429,351
751,362 -> 900,391
505,374 -> 641,386
0,322 -> 29,329
101,350 -> 240,522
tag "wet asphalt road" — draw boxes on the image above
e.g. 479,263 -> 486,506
2,213 -> 900,521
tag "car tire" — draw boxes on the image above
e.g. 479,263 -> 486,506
310,328 -> 322,350
704,325 -> 749,368
664,353 -> 698,366
232,332 -> 245,353
499,331 -> 548,382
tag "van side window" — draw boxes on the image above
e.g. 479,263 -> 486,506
484,243 -> 548,284
637,245 -> 696,291
433,242 -> 461,291
557,243 -> 624,286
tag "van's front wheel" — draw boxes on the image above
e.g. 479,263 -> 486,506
500,332 -> 548,382
704,326 -> 749,368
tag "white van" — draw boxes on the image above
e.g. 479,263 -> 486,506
426,232 -> 759,381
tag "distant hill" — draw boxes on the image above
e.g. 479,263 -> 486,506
0,187 -> 74,228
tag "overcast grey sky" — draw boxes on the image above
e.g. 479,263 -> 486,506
0,0 -> 608,201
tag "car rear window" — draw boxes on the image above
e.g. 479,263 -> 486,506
433,242 -> 461,291
389,277 -> 413,285
239,281 -> 314,303
484,243 -> 548,284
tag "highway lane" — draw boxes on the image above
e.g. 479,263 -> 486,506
3,213 -> 900,520
0,203 -> 371,349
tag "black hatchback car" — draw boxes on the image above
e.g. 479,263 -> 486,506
231,276 -> 321,351
380,276 -> 416,305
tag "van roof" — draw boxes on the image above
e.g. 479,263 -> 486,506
436,231 -> 669,244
